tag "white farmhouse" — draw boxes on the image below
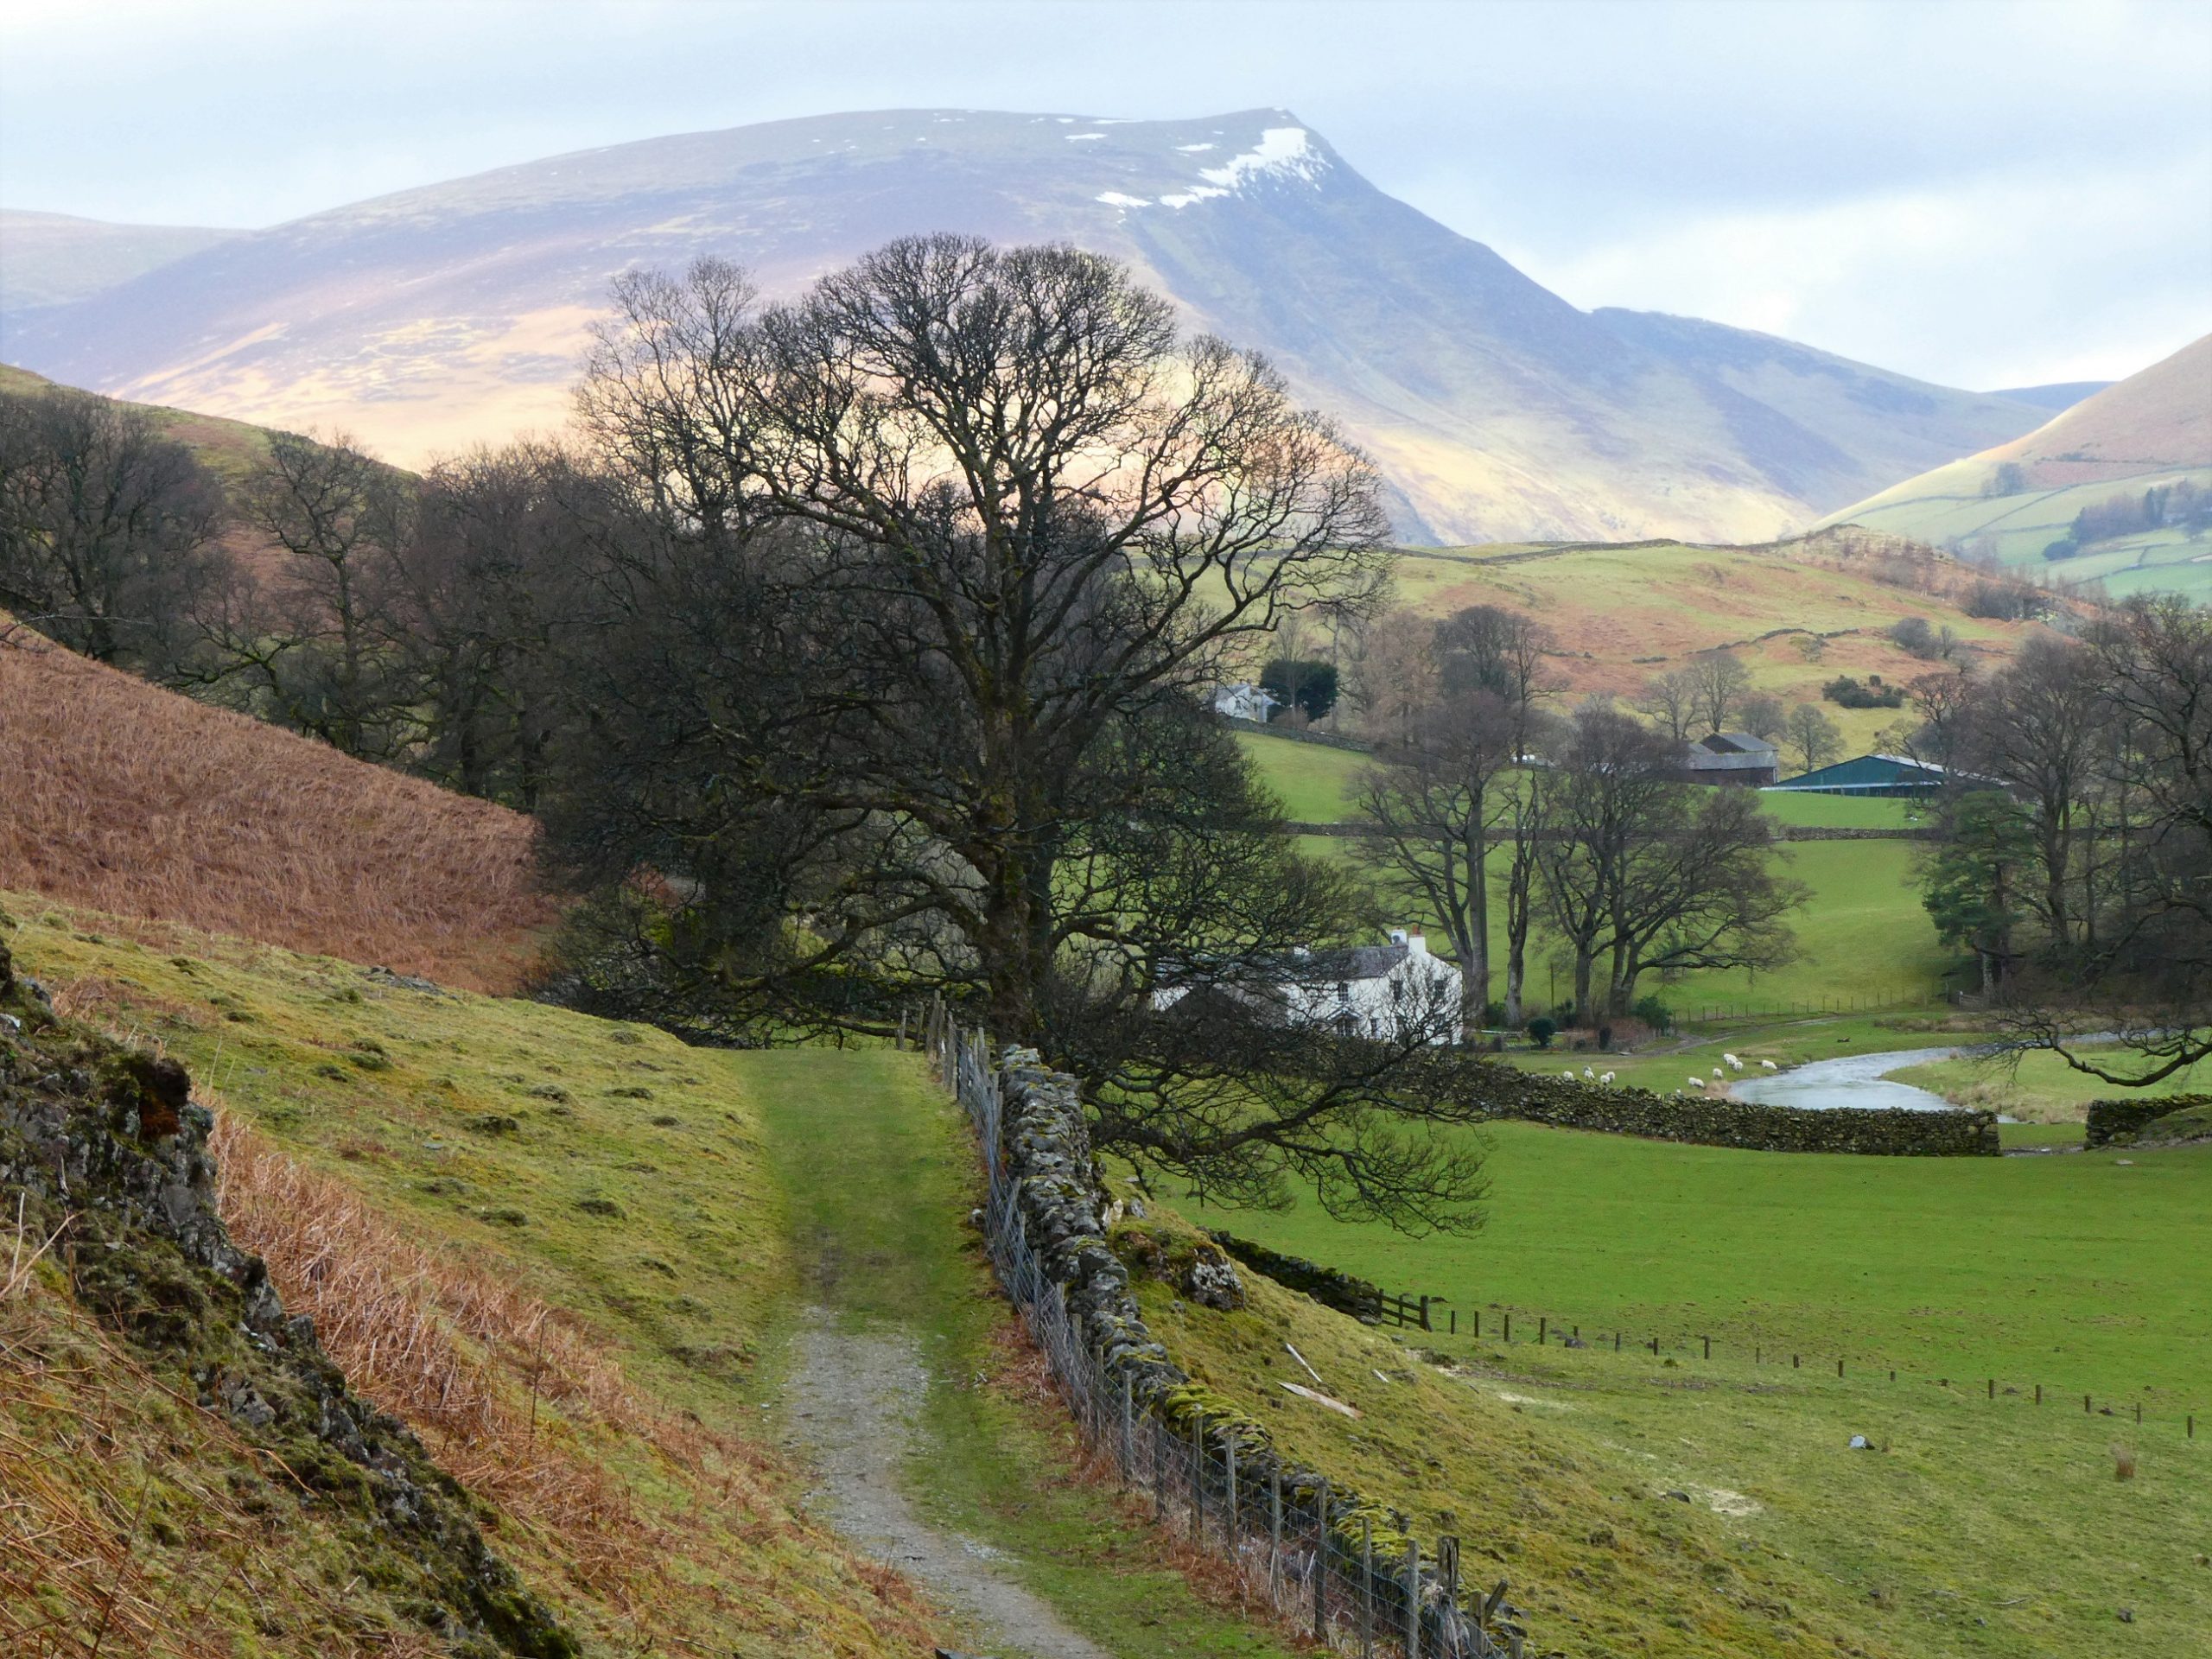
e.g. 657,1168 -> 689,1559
1154,927 -> 1462,1044
1210,681 -> 1280,723
1282,928 -> 1461,1042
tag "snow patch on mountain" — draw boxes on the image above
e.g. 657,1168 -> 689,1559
1160,127 -> 1327,209
1096,192 -> 1150,208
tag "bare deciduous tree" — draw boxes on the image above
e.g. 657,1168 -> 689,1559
0,385 -> 225,671
1783,702 -> 1843,776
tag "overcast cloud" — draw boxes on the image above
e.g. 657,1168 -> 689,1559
2,0 -> 2207,388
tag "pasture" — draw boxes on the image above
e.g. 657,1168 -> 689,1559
1143,1177 -> 2212,1659
1243,732 -> 1955,1013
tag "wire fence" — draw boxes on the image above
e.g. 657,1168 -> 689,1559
928,1013 -> 1528,1658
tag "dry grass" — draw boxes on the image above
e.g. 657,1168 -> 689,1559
0,624 -> 555,991
207,1112 -> 940,1653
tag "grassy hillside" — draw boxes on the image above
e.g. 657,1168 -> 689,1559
1822,334 -> 2212,599
0,626 -> 553,990
0,209 -> 238,316
1127,1197 -> 2209,1659
0,360 -> 280,482
4,899 -> 1315,1656
1361,532 -> 2069,751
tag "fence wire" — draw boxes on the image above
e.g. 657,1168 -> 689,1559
929,1016 -> 1526,1658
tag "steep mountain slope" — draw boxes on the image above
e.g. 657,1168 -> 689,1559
1,108 -> 2048,543
0,208 -> 238,318
1823,334 -> 2212,595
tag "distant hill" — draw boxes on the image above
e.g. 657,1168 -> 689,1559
1822,334 -> 2212,599
1986,380 -> 2112,412
1372,529 -> 2082,750
1,107 -> 2050,544
0,621 -> 553,988
0,207 -> 238,319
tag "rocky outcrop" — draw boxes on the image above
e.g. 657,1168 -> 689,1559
0,924 -> 577,1659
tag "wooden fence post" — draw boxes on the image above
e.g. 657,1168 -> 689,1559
1269,1467 -> 1283,1593
1153,1414 -> 1165,1522
1403,1537 -> 1421,1659
1226,1432 -> 1238,1542
1313,1480 -> 1330,1640
1122,1371 -> 1135,1478
1359,1514 -> 1374,1657
1192,1411 -> 1205,1543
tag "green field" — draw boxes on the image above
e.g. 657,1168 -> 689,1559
1173,1112 -> 2211,1406
1827,465 -> 2212,601
1244,730 -> 1954,1015
1139,1184 -> 2211,1659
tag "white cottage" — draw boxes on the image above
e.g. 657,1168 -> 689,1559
1210,682 -> 1280,723
1154,927 -> 1461,1044
1282,928 -> 1462,1042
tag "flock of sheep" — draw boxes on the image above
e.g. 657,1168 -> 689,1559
1558,1052 -> 1784,1093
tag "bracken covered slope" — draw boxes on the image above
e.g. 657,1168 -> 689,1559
0,625 -> 553,989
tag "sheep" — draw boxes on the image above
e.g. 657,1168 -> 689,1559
1723,1052 -> 1744,1071
1761,1058 -> 1779,1071
1561,1069 -> 1576,1080
1713,1066 -> 1725,1079
1599,1071 -> 1616,1084
1584,1065 -> 1596,1079
1689,1075 -> 1707,1088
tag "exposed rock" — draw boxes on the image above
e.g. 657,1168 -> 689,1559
0,923 -> 576,1658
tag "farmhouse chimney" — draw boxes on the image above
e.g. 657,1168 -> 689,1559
1405,928 -> 1427,957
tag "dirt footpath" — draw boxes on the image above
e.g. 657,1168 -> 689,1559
779,1309 -> 1113,1659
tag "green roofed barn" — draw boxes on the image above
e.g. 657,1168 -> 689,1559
1765,753 -> 1954,797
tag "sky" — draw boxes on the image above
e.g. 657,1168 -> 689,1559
2,0 -> 2208,390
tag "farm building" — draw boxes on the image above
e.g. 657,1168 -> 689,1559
1766,753 -> 1954,797
1684,731 -> 1779,786
1210,681 -> 1280,722
1152,927 -> 1461,1043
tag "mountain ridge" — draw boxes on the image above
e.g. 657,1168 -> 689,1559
1,106 -> 2051,543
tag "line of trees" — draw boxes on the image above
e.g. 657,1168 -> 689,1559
1348,607 -> 1805,1040
1897,595 -> 2211,1084
2,241 -> 1515,1232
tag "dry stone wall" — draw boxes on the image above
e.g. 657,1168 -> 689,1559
2086,1093 -> 2212,1147
1426,1056 -> 1999,1156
